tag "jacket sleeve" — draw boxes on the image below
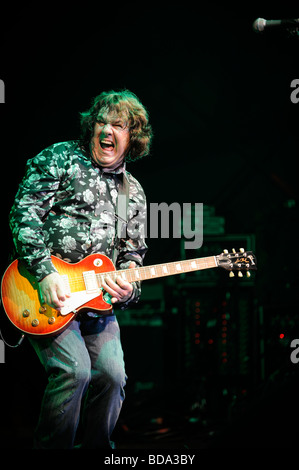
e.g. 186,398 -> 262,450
9,147 -> 62,281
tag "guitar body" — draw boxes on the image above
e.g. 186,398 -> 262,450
1,254 -> 114,337
1,248 -> 257,338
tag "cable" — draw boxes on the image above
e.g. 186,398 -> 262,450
0,299 -> 25,348
0,328 -> 25,348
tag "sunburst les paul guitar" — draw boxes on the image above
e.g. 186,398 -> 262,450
1,249 -> 257,337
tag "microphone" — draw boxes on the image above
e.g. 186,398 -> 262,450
253,18 -> 299,32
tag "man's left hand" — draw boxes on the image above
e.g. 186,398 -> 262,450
102,262 -> 136,304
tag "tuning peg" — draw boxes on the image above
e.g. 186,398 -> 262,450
223,249 -> 228,254
239,248 -> 245,253
246,271 -> 251,278
238,271 -> 243,277
229,271 -> 235,277
232,248 -> 236,253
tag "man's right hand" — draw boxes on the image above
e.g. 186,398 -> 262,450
39,272 -> 70,309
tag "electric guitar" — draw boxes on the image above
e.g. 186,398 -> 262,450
1,249 -> 257,337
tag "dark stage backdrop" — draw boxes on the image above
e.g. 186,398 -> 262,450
0,5 -> 299,449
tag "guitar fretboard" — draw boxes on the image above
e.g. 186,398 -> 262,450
96,256 -> 218,284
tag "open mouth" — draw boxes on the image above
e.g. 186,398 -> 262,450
100,139 -> 115,150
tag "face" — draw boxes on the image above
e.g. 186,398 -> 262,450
90,109 -> 130,170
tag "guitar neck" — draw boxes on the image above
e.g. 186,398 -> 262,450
100,256 -> 218,284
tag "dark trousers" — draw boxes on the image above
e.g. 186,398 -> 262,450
29,314 -> 126,449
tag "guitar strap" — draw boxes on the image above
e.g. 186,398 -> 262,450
112,170 -> 129,264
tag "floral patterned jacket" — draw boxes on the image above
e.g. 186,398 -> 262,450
9,140 -> 148,308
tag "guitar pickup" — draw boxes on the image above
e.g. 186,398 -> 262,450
83,270 -> 100,293
60,274 -> 71,295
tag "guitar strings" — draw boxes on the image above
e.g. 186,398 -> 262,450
62,258 -> 215,290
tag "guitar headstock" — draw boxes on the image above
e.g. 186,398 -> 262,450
216,248 -> 257,278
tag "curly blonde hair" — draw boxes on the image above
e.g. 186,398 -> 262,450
80,89 -> 153,162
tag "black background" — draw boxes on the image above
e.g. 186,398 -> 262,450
1,4 -> 299,450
